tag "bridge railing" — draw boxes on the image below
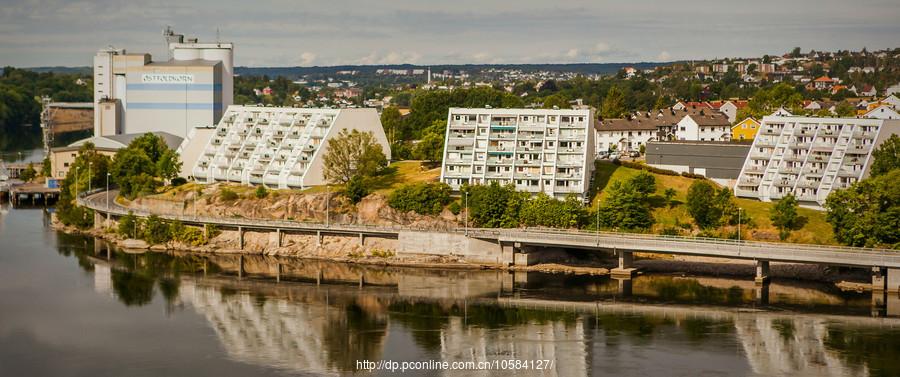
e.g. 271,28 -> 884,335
79,190 -> 898,259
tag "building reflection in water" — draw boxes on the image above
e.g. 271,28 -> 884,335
80,242 -> 900,377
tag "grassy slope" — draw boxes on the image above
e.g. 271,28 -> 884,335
590,161 -> 836,245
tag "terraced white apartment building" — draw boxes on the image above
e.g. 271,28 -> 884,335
734,116 -> 900,206
190,106 -> 390,188
440,108 -> 596,200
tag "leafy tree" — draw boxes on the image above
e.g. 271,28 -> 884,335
20,162 -> 36,182
686,180 -> 734,229
519,194 -> 586,228
388,182 -> 451,215
322,129 -> 387,184
601,86 -> 626,119
110,133 -> 181,199
834,101 -> 856,117
412,120 -> 446,162
56,142 -> 111,228
541,94 -> 570,109
870,134 -> 900,177
597,179 -> 654,230
770,194 -> 800,240
344,175 -> 369,204
630,171 -> 656,195
664,188 -> 677,207
380,106 -> 402,144
465,182 -> 527,228
118,211 -> 141,239
141,215 -> 170,245
40,156 -> 51,177
825,169 -> 900,248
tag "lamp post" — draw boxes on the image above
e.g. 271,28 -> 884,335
464,190 -> 468,236
737,207 -> 743,241
88,162 -> 92,192
327,184 -> 331,227
106,172 -> 111,209
75,167 -> 80,198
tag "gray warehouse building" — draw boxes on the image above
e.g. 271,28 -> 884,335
645,141 -> 751,183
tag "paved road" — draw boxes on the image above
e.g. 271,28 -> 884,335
79,190 -> 900,269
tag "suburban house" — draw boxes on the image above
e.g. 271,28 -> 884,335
674,109 -> 732,141
731,118 -> 761,141
864,105 -> 900,120
860,84 -> 878,97
709,100 -> 748,123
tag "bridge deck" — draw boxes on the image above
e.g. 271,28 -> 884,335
78,190 -> 900,269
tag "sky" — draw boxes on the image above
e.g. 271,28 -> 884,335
1,0 -> 899,68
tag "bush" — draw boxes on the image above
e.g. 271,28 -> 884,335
344,175 -> 369,204
255,185 -> 268,199
686,181 -> 734,229
681,171 -> 707,179
388,182 -> 452,215
611,159 -> 680,176
142,215 -> 171,245
219,188 -> 238,201
465,182 -> 527,228
118,211 -> 140,238
448,201 -> 461,215
170,177 -> 187,187
519,193 -> 586,228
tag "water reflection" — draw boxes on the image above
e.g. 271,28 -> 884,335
58,237 -> 900,376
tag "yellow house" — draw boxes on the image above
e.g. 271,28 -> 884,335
731,117 -> 760,141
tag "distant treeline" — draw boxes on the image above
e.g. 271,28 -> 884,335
0,67 -> 92,151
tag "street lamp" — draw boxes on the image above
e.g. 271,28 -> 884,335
88,162 -> 92,192
106,172 -> 111,209
464,190 -> 468,236
737,207 -> 743,241
325,184 -> 330,227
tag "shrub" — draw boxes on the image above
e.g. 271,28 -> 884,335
142,215 -> 171,245
448,201 -> 461,215
519,193 -> 586,228
686,181 -> 734,229
118,211 -> 141,238
255,185 -> 269,199
388,182 -> 452,215
464,182 -> 527,228
611,159 -> 679,176
344,175 -> 369,204
219,188 -> 238,201
170,177 -> 187,187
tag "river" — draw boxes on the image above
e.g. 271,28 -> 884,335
1,206 -> 899,376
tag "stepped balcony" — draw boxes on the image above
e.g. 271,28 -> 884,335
743,165 -> 766,174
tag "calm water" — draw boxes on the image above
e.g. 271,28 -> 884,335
2,206 -> 899,377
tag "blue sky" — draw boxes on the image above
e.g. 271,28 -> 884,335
2,0 -> 899,67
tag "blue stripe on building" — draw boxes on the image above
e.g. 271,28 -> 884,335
128,102 -> 223,110
127,83 -> 222,91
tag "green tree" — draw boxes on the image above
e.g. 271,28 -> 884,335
686,180 -> 734,229
20,162 -> 36,182
869,134 -> 900,177
388,182 -> 451,215
541,94 -> 570,109
601,86 -> 626,119
825,169 -> 900,248
118,211 -> 141,239
322,129 -> 387,184
40,156 -> 51,177
380,106 -> 402,144
664,188 -> 677,207
630,171 -> 657,195
465,182 -> 526,228
110,133 -> 181,199
344,175 -> 369,204
412,120 -> 446,162
597,179 -> 654,230
519,194 -> 586,228
770,194 -> 800,240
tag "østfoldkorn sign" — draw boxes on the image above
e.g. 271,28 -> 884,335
141,74 -> 195,84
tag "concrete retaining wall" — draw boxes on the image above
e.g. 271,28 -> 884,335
397,232 -> 504,264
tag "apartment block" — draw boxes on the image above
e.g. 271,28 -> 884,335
440,108 -> 595,200
734,116 -> 900,206
191,106 -> 390,189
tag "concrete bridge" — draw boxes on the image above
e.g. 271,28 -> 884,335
78,190 -> 900,293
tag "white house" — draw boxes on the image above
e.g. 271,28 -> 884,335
885,83 -> 900,96
864,105 -> 900,120
674,111 -> 732,141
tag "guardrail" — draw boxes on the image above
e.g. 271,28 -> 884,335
79,190 -> 900,268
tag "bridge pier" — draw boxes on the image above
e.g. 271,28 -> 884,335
610,250 -> 637,278
359,273 -> 365,288
873,267 -> 887,291
276,263 -> 282,283
316,231 -> 323,247
316,269 -> 323,285
276,229 -> 282,247
238,255 -> 244,279
93,211 -> 105,230
238,226 -> 244,250
754,282 -> 770,306
500,242 -> 515,266
755,260 -> 770,285
887,268 -> 900,293
615,277 -> 633,297
358,233 -> 365,246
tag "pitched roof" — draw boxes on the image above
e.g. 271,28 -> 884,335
596,107 -> 723,132
814,76 -> 834,82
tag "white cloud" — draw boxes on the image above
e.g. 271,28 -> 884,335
297,52 -> 317,66
357,51 -> 422,65
657,51 -> 672,61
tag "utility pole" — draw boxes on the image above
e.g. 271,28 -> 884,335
325,184 -> 330,227
106,173 -> 111,209
464,191 -> 468,236
75,167 -> 79,198
738,207 -> 742,241
88,162 -> 92,192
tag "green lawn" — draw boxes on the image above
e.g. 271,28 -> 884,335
589,161 -> 837,245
